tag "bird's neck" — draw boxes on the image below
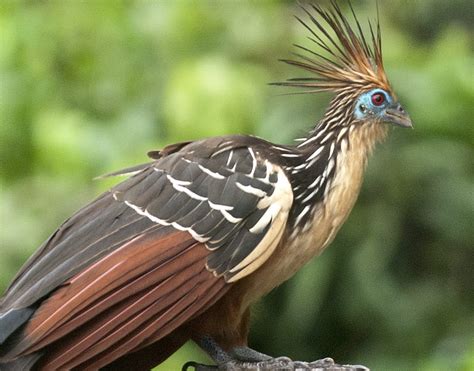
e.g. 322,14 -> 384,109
285,109 -> 388,231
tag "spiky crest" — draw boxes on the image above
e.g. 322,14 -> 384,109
277,1 -> 391,94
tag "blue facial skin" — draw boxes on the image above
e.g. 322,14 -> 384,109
354,88 -> 394,120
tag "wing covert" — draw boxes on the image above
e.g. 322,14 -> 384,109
116,139 -> 294,282
0,135 -> 294,368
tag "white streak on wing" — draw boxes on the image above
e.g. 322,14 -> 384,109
256,194 -> 273,209
236,182 -> 267,198
302,188 -> 320,203
228,212 -> 285,282
0,309 -> 13,321
249,203 -> 280,234
198,164 -> 225,179
325,111 -> 344,126
320,132 -> 334,144
123,201 -> 208,242
101,168 -> 145,178
218,140 -> 234,148
305,151 -> 324,169
281,153 -> 300,158
309,175 -> 321,189
167,168 -> 245,223
166,174 -> 191,186
312,129 -> 326,141
227,168 -> 293,282
248,147 -> 257,177
226,150 -> 234,166
294,205 -> 311,226
296,138 -> 308,148
172,183 -> 207,201
125,201 -> 169,225
337,127 -> 349,141
292,162 -> 307,172
295,192 -> 305,200
208,201 -> 233,211
307,146 -> 324,161
170,221 -> 210,242
298,135 -> 317,147
328,142 -> 335,159
272,145 -> 292,152
212,145 -> 233,157
220,209 -> 242,224
208,201 -> 242,223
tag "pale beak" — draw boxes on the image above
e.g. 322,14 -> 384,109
384,103 -> 413,128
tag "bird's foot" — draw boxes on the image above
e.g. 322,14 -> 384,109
183,357 -> 370,370
188,336 -> 369,370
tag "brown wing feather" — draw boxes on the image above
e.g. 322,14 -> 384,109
1,134 -> 294,370
5,227 -> 228,369
80,272 -> 226,370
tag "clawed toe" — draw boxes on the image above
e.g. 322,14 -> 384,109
183,357 -> 369,370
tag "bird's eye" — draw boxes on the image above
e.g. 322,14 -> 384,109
371,92 -> 386,106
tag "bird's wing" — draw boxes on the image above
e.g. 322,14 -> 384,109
0,135 -> 293,369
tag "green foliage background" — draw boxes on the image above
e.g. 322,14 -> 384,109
0,1 -> 472,370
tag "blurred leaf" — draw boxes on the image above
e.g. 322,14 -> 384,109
0,1 -> 472,369
164,56 -> 267,140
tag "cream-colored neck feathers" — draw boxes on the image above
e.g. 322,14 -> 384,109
241,121 -> 389,305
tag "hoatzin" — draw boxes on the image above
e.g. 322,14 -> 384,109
0,2 -> 412,370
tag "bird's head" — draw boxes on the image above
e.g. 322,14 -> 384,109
354,88 -> 412,128
277,1 -> 412,131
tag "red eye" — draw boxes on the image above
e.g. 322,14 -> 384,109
371,92 -> 386,106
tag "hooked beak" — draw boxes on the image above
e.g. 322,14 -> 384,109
384,103 -> 413,128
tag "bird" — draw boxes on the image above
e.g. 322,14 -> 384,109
0,2 -> 412,370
